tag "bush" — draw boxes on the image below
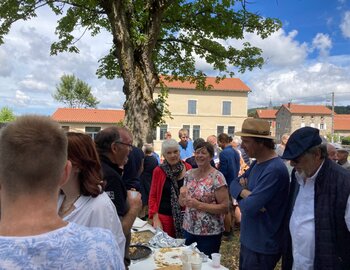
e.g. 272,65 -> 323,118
341,136 -> 350,145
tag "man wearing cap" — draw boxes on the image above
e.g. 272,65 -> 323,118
337,147 -> 350,170
281,127 -> 350,270
230,118 -> 290,270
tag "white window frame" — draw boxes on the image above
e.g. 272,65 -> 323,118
217,125 -> 225,136
193,125 -> 201,140
159,124 -> 168,140
187,99 -> 197,115
222,100 -> 232,116
85,126 -> 101,139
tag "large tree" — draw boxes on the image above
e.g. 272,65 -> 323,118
53,74 -> 100,108
0,0 -> 281,146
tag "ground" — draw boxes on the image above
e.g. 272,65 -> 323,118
220,229 -> 281,270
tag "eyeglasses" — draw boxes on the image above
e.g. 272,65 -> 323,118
114,141 -> 133,149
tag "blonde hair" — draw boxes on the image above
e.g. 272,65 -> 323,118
0,115 -> 67,195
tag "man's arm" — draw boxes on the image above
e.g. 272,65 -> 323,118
121,191 -> 142,235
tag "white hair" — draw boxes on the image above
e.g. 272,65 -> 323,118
231,136 -> 242,144
161,139 -> 180,155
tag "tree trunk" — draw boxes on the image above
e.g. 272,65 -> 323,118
100,0 -> 165,146
123,65 -> 158,147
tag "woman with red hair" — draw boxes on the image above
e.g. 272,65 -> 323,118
58,132 -> 125,258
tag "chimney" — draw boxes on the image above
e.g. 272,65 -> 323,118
287,102 -> 291,108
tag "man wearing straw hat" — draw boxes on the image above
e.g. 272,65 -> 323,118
230,118 -> 290,270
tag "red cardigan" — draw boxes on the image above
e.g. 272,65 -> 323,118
148,162 -> 192,219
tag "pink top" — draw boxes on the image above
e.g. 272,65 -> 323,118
182,169 -> 227,235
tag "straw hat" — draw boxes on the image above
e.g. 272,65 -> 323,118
236,118 -> 275,140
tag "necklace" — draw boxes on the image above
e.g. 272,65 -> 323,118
59,195 -> 80,217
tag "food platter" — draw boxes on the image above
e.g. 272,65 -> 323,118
154,247 -> 182,267
131,230 -> 155,245
129,244 -> 152,261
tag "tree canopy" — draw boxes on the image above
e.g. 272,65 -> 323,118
0,106 -> 16,123
53,74 -> 99,108
0,0 -> 281,145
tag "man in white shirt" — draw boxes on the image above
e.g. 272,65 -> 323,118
281,127 -> 350,270
0,115 -> 124,269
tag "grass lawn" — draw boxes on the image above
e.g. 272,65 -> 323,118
219,229 -> 281,270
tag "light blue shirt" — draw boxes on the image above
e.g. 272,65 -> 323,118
0,222 -> 125,270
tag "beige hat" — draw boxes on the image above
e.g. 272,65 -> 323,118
236,118 -> 275,140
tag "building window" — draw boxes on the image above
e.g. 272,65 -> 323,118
159,124 -> 168,140
193,125 -> 200,140
319,123 -> 326,130
61,126 -> 69,132
85,126 -> 101,139
188,100 -> 197,115
227,126 -> 235,137
222,101 -> 231,116
277,123 -> 281,129
217,126 -> 224,136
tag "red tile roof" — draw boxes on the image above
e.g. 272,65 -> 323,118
281,104 -> 332,115
159,76 -> 250,92
52,108 -> 125,124
334,114 -> 350,131
256,109 -> 277,119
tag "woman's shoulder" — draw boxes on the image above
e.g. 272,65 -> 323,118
85,193 -> 117,213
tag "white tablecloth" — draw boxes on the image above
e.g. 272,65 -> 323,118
129,248 -> 228,270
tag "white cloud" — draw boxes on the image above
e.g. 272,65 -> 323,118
312,33 -> 332,57
242,29 -> 309,67
15,90 -> 31,106
245,59 -> 350,108
340,11 -> 350,38
19,75 -> 49,92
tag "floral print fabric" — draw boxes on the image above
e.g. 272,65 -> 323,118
182,169 -> 227,235
0,222 -> 124,270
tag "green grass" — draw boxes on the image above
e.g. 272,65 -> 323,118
220,229 -> 281,270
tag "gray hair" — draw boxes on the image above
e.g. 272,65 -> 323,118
308,143 -> 328,159
161,138 -> 180,156
231,136 -> 242,145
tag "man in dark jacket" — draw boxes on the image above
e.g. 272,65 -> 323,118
281,127 -> 350,270
95,126 -> 142,269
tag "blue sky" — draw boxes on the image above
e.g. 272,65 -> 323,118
0,0 -> 350,116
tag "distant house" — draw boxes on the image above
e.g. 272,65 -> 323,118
334,114 -> 350,137
255,109 -> 277,137
275,103 -> 332,141
52,108 -> 125,139
153,76 -> 250,151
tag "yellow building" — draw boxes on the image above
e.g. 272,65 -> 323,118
153,77 -> 250,152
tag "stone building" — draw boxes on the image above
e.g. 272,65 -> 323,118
275,103 -> 332,141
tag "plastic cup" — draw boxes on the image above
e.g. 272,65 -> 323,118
129,190 -> 138,198
211,253 -> 221,268
191,255 -> 202,270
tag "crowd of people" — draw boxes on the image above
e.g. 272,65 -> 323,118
0,115 -> 349,270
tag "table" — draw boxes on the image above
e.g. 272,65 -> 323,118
129,247 -> 228,270
130,219 -> 228,270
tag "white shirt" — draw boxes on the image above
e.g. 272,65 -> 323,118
290,163 -> 350,270
58,192 -> 126,258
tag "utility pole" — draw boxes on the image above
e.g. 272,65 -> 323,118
331,92 -> 335,143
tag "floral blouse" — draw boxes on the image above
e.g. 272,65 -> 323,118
182,169 -> 227,235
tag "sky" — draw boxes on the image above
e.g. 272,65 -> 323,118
0,0 -> 350,116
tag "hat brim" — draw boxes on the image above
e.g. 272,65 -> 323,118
235,131 -> 275,140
